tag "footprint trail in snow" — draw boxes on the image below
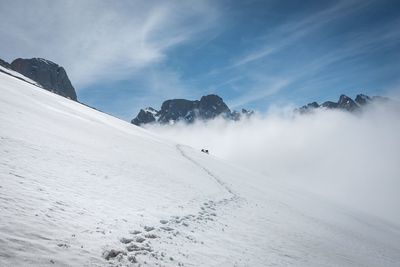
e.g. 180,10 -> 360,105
103,145 -> 243,266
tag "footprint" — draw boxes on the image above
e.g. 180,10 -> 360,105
144,226 -> 155,232
120,237 -> 133,244
145,233 -> 158,239
103,249 -> 125,260
128,255 -> 137,263
127,243 -> 153,252
161,226 -> 174,232
126,243 -> 141,252
136,237 -> 146,243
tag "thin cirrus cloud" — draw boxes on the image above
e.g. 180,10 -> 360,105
0,0 -> 220,88
227,78 -> 292,109
199,1 -> 367,108
230,0 -> 371,68
211,1 -> 400,109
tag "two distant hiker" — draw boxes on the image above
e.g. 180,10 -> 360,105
201,149 -> 209,154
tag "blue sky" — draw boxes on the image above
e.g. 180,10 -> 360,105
1,0 -> 400,120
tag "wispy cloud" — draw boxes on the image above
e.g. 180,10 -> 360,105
214,0 -> 400,108
0,0 -> 220,88
228,78 -> 292,109
231,0 -> 372,68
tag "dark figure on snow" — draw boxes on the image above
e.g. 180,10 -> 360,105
201,149 -> 209,154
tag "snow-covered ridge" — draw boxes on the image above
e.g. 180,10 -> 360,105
1,71 -> 400,266
0,65 -> 41,87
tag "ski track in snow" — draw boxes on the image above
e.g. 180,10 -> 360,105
104,145 -> 243,266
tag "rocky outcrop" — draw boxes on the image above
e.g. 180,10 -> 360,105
337,94 -> 358,111
231,109 -> 254,121
158,99 -> 199,124
299,102 -> 320,112
297,94 -> 389,114
0,58 -> 11,69
11,58 -> 77,101
320,101 -> 338,109
131,94 -> 253,126
131,108 -> 157,125
354,94 -> 371,105
197,95 -> 231,120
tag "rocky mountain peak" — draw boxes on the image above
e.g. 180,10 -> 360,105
131,94 -> 253,126
158,99 -> 198,124
10,58 -> 77,101
355,94 -> 371,105
337,94 -> 358,111
198,94 -> 231,119
131,109 -> 157,126
297,93 -> 390,114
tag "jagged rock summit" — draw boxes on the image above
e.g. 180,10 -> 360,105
131,107 -> 158,126
132,94 -> 253,126
10,58 -> 77,101
297,93 -> 389,114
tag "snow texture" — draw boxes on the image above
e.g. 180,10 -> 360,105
0,71 -> 400,266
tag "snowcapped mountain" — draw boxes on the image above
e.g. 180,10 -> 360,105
1,70 -> 400,267
132,95 -> 253,126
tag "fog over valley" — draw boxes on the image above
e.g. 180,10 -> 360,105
148,101 -> 400,224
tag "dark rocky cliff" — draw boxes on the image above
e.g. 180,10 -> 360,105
132,94 -> 252,126
11,58 -> 77,101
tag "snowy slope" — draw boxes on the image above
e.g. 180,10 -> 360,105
0,71 -> 399,267
0,65 -> 41,87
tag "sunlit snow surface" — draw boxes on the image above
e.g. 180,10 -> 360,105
0,71 -> 399,266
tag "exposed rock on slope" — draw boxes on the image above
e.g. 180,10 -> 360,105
131,107 -> 157,126
0,58 -> 11,69
355,94 -> 371,105
11,58 -> 77,101
336,94 -> 359,111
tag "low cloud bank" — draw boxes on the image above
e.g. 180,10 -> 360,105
147,103 -> 400,225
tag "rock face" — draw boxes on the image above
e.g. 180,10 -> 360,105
355,94 -> 371,105
337,94 -> 358,111
131,94 -> 253,126
231,109 -> 254,121
197,95 -> 231,120
297,94 -> 389,114
131,108 -> 157,126
158,99 -> 199,124
300,101 -> 320,111
321,101 -> 338,109
11,58 -> 77,101
0,58 -> 11,69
